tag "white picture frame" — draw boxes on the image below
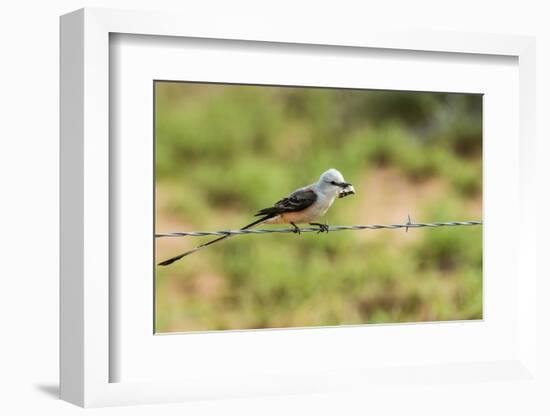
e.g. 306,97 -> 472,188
60,8 -> 537,408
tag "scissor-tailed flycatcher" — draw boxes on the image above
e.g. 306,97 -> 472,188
158,168 -> 355,266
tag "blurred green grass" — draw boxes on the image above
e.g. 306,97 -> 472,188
154,82 -> 482,332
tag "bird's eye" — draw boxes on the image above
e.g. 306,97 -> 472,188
330,181 -> 337,185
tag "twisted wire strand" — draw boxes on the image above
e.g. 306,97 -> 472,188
155,220 -> 482,238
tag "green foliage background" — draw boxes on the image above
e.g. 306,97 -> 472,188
155,82 -> 482,332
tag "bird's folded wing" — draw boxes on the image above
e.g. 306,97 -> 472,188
254,188 -> 317,216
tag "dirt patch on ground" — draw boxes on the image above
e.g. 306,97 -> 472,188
155,185 -> 197,261
169,271 -> 227,300
465,193 -> 483,217
355,167 -> 449,245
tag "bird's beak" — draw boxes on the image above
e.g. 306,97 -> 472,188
338,183 -> 356,198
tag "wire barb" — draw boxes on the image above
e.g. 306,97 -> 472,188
155,219 -> 482,238
405,214 -> 412,233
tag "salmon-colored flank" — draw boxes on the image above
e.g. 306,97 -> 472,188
265,207 -> 320,225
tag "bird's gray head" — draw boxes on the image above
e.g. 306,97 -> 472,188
317,168 -> 356,197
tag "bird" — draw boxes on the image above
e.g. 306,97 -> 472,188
158,168 -> 356,266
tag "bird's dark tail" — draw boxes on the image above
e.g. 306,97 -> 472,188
157,215 -> 273,266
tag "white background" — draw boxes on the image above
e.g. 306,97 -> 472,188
1,1 -> 548,415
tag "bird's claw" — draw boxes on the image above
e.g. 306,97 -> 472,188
310,222 -> 329,234
291,222 -> 301,234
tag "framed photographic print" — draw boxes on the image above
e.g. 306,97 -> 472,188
60,8 -> 538,408
153,81 -> 483,334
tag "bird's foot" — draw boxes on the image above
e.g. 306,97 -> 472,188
310,222 -> 329,234
290,222 -> 301,235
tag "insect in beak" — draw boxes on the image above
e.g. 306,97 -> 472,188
338,183 -> 356,198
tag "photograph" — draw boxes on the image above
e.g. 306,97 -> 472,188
154,81 -> 483,333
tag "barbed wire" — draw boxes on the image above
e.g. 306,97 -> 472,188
155,218 -> 482,238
